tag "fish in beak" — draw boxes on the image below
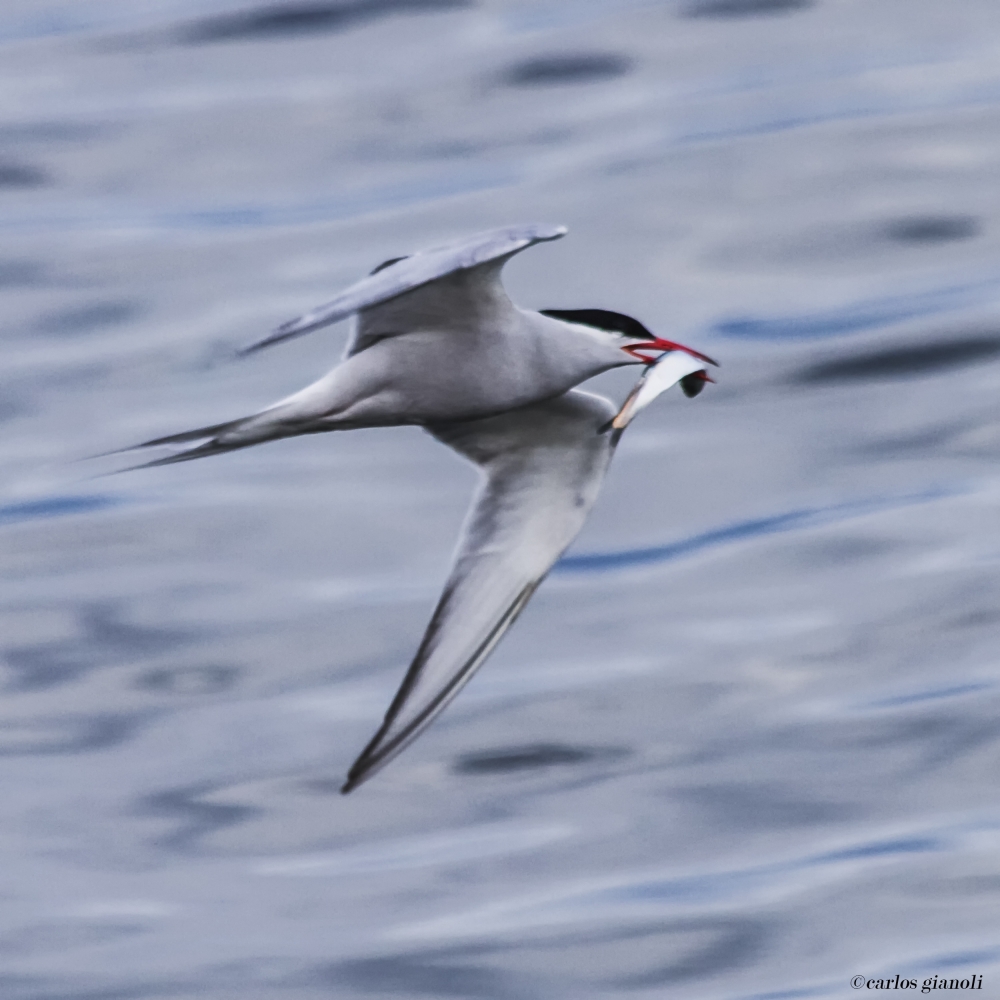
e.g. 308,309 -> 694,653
611,348 -> 717,430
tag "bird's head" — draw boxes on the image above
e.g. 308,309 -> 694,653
539,308 -> 717,397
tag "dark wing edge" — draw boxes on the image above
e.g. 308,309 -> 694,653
239,223 -> 567,357
340,580 -> 539,794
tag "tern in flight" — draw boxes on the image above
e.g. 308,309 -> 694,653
123,224 -> 717,792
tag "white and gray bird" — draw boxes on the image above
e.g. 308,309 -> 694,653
123,223 -> 717,792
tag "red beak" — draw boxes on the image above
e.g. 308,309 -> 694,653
622,338 -> 719,367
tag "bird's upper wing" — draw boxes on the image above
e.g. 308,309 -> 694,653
240,223 -> 566,356
340,389 -> 616,793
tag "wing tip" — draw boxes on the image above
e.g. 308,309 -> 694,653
339,755 -> 378,795
497,223 -> 566,249
528,222 -> 567,242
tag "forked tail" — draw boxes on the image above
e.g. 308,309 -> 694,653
108,416 -> 260,470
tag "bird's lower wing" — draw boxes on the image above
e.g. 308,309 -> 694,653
340,390 -> 616,793
240,223 -> 566,356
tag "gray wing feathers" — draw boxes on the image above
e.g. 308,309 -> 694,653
341,390 -> 615,792
241,223 -> 566,356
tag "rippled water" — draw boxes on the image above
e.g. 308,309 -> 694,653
3,1 -> 1000,996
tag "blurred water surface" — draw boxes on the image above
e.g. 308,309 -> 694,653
3,1 -> 1000,997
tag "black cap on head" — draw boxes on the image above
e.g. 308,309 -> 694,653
539,308 -> 655,340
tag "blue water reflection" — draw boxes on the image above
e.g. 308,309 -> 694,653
0,494 -> 121,526
715,280 -> 1000,340
557,486 -> 960,574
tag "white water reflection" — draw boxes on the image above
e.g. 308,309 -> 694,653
255,820 -> 574,877
392,813 -> 1000,938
